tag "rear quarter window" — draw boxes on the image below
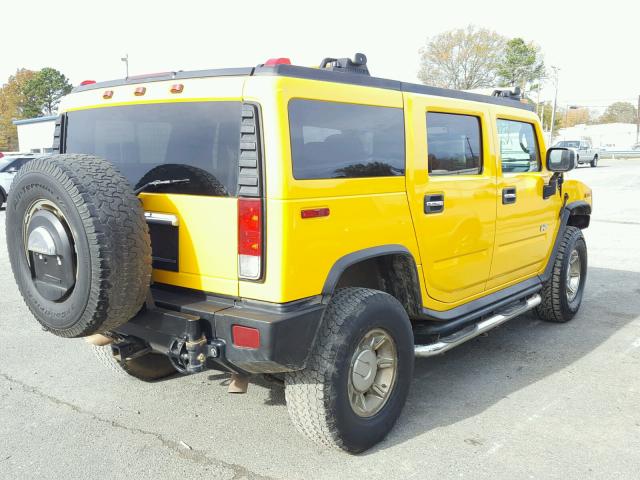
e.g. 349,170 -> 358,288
288,100 -> 405,180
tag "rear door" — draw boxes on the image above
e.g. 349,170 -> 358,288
487,113 -> 562,289
64,78 -> 247,296
405,95 -> 498,305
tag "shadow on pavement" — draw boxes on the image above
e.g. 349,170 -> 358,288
368,266 -> 640,453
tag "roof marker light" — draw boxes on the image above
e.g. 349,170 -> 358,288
103,90 -> 114,99
170,83 -> 184,94
264,58 -> 291,66
80,80 -> 96,86
134,87 -> 146,96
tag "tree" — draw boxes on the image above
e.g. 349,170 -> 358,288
497,38 -> 545,95
538,102 -> 562,133
598,102 -> 637,124
418,25 -> 507,90
562,107 -> 592,128
0,69 -> 37,150
22,68 -> 72,117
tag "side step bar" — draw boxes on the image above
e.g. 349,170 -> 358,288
414,294 -> 541,358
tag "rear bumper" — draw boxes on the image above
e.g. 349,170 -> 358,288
113,285 -> 326,374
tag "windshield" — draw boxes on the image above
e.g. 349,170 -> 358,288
555,141 -> 580,148
65,101 -> 242,196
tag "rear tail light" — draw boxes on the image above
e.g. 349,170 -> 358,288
238,198 -> 262,279
80,80 -> 96,86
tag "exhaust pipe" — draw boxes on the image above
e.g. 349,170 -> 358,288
415,294 -> 541,358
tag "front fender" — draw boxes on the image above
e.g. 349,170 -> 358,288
564,179 -> 592,211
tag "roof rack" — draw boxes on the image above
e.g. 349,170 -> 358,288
491,86 -> 523,101
71,55 -> 533,112
319,53 -> 370,76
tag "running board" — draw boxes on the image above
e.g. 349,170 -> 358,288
414,294 -> 542,358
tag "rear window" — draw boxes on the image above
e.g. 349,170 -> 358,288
288,100 -> 405,180
65,102 -> 241,196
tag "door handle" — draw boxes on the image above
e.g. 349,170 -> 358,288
502,187 -> 517,205
424,194 -> 444,214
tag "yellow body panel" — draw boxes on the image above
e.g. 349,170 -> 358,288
486,108 -> 563,289
403,93 -> 498,304
141,194 -> 239,296
240,76 -> 425,303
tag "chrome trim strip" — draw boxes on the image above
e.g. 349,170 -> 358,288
144,212 -> 179,227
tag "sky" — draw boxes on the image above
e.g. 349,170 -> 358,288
2,0 -> 638,109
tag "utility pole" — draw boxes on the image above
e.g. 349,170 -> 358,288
549,66 -> 560,143
121,54 -> 129,78
636,94 -> 639,143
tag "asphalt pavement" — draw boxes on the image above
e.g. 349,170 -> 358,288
1,158 -> 639,479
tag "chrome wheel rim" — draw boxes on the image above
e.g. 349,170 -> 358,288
23,199 -> 76,265
566,249 -> 581,302
347,328 -> 398,418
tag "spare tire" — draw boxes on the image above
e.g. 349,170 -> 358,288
5,154 -> 152,338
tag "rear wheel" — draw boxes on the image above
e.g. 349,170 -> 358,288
536,226 -> 587,323
591,155 -> 598,167
285,288 -> 414,453
0,188 -> 6,208
92,345 -> 176,382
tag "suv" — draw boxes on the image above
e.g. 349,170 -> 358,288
554,139 -> 599,167
0,154 -> 39,207
5,54 -> 592,453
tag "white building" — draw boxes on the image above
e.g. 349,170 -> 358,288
12,115 -> 57,153
556,123 -> 638,150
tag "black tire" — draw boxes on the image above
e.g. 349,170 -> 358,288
5,154 -> 152,338
285,288 -> 414,453
92,345 -> 176,382
0,188 -> 6,208
536,226 -> 587,323
591,155 -> 598,167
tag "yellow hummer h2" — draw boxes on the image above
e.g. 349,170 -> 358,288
6,54 -> 592,453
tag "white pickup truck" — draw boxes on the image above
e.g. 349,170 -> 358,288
554,140 -> 599,167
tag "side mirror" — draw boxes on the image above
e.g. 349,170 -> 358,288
546,147 -> 575,172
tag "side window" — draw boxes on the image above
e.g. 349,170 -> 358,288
496,119 -> 541,173
288,99 -> 405,180
426,112 -> 482,175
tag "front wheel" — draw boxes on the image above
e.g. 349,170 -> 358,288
591,156 -> 598,167
536,226 -> 587,323
285,288 -> 414,453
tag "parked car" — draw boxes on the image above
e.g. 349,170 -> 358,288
0,154 -> 39,207
554,140 -> 599,167
5,54 -> 592,453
